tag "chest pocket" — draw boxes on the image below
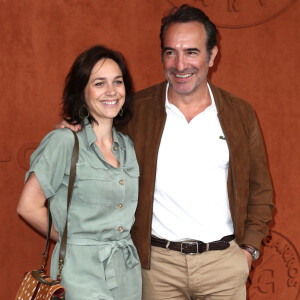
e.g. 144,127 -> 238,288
123,167 -> 139,202
76,163 -> 112,207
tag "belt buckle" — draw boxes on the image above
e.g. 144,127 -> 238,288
180,241 -> 198,255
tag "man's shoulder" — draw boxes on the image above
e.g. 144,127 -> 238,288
210,83 -> 254,113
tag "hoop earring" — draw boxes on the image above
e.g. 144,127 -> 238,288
118,107 -> 124,117
79,105 -> 89,120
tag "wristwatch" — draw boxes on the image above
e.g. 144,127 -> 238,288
242,244 -> 260,261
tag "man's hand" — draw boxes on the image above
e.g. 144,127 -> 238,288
55,120 -> 82,132
241,248 -> 252,271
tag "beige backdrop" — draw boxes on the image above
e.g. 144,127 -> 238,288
1,0 -> 299,299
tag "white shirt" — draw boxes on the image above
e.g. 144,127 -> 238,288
151,83 -> 234,242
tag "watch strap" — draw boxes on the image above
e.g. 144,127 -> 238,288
242,244 -> 259,260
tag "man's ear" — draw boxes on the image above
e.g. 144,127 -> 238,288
208,46 -> 218,67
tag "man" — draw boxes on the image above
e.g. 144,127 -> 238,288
61,4 -> 273,299
123,4 -> 273,299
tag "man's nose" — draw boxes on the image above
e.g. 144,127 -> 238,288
175,54 -> 186,72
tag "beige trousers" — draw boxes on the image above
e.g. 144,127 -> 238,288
142,240 -> 249,300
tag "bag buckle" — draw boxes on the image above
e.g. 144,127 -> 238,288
181,241 -> 199,255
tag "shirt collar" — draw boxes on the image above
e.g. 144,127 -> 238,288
165,82 -> 217,113
82,118 -> 126,150
207,82 -> 217,112
112,127 -> 126,150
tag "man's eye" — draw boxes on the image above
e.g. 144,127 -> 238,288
187,51 -> 197,56
165,51 -> 174,56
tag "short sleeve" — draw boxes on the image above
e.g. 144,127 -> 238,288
25,129 -> 76,199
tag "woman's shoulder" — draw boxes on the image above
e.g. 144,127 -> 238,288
29,128 -> 78,170
40,128 -> 76,147
30,129 -> 77,160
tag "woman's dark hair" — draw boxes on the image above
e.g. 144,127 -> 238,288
160,4 -> 218,59
62,45 -> 134,126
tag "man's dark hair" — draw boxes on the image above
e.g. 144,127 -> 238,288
62,45 -> 134,126
160,4 -> 218,58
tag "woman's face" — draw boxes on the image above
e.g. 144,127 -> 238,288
84,58 -> 125,124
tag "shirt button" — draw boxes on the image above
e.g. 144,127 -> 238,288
118,226 -> 124,232
113,145 -> 117,151
119,179 -> 125,185
117,204 -> 123,209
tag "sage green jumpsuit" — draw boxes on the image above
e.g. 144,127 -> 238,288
26,122 -> 142,300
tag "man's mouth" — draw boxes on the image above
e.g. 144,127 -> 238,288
174,73 -> 193,78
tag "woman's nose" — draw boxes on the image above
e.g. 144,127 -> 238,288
106,84 -> 117,96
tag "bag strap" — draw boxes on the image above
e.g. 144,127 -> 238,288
41,130 -> 79,281
41,208 -> 53,269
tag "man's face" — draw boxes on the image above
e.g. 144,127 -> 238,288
162,21 -> 217,96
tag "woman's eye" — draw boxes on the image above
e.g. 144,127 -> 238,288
115,80 -> 124,85
95,82 -> 104,87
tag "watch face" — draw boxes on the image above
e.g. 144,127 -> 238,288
252,249 -> 260,260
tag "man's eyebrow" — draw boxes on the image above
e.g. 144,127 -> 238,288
163,47 -> 175,52
163,47 -> 201,52
185,48 -> 200,52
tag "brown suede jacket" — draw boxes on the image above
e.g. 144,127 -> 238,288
119,81 -> 274,270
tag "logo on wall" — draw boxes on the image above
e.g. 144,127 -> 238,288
17,143 -> 38,170
167,0 -> 298,28
247,230 -> 300,299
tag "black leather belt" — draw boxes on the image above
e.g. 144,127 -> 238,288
151,234 -> 235,255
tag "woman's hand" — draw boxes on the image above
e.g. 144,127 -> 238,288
55,120 -> 82,132
17,173 -> 58,241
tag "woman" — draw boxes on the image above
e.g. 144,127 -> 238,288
17,45 -> 141,300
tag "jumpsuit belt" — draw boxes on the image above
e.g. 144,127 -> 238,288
66,238 -> 140,289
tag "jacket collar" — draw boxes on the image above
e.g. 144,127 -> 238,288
208,80 -> 225,115
155,81 -> 168,112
